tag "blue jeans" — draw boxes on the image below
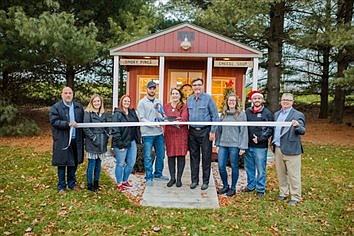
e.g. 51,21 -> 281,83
218,146 -> 239,190
114,140 -> 137,183
86,158 -> 102,185
244,147 -> 268,193
57,165 -> 77,190
142,134 -> 165,181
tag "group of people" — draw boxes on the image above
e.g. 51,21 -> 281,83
49,78 -> 305,206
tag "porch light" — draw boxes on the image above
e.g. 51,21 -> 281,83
180,36 -> 191,50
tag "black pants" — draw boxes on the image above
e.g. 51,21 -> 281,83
188,126 -> 212,184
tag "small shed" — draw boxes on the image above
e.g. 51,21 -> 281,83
110,23 -> 262,109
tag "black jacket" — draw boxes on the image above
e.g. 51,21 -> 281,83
83,111 -> 110,154
49,100 -> 84,166
245,106 -> 274,148
111,108 -> 141,149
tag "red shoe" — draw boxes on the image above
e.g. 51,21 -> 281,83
116,184 -> 125,191
122,181 -> 133,188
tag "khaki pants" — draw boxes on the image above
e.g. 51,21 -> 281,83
274,147 -> 302,201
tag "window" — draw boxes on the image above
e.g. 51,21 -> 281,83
137,75 -> 159,100
211,77 -> 236,111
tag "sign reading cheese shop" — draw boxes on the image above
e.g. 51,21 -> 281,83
214,60 -> 253,68
120,59 -> 158,66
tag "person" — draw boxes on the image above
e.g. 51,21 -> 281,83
112,95 -> 141,191
187,78 -> 219,190
83,94 -> 109,192
244,91 -> 274,197
215,94 -> 248,197
163,88 -> 189,187
137,81 -> 168,187
49,86 -> 84,194
272,93 -> 306,206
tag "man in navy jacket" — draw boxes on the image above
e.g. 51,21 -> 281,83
272,93 -> 306,206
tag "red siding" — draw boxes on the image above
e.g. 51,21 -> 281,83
114,26 -> 255,55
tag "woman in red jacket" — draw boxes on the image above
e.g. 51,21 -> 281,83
163,88 -> 189,187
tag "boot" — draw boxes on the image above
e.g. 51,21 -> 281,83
93,180 -> 99,192
87,183 -> 94,192
167,157 -> 176,187
176,156 -> 185,187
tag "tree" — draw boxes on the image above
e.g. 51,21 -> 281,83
330,0 -> 354,123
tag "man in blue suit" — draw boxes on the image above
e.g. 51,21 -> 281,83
272,93 -> 306,206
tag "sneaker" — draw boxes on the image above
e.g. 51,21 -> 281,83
146,180 -> 153,187
278,195 -> 286,201
58,189 -> 66,195
122,181 -> 133,188
257,192 -> 265,197
288,199 -> 299,206
241,188 -> 255,193
154,175 -> 169,181
226,189 -> 236,197
116,184 -> 125,192
217,186 -> 229,195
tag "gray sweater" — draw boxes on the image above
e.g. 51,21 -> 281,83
215,110 -> 248,149
137,96 -> 164,137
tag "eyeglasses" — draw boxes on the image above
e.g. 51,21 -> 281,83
281,99 -> 293,102
192,84 -> 203,87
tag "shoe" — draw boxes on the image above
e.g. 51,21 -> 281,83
241,188 -> 255,193
167,179 -> 176,187
278,195 -> 286,201
226,189 -> 236,197
201,183 -> 209,190
122,181 -> 133,188
176,179 -> 182,187
116,184 -> 125,191
257,192 -> 265,197
146,180 -> 153,187
87,184 -> 94,192
154,175 -> 169,181
58,189 -> 66,195
69,186 -> 80,191
217,186 -> 229,195
288,199 -> 299,206
190,182 -> 198,189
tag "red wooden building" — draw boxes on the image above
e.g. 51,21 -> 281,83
109,23 -> 262,109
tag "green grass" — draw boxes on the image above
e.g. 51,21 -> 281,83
0,144 -> 353,235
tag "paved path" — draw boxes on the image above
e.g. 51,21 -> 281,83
141,156 -> 219,209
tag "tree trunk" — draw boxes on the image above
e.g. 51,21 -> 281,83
66,64 -> 75,90
319,47 -> 330,119
1,70 -> 9,99
266,1 -> 285,113
330,0 -> 353,123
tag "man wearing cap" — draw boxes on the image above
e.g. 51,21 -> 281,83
272,93 -> 305,206
187,78 -> 219,190
243,91 -> 274,197
137,81 -> 168,187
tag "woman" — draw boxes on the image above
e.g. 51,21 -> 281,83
112,95 -> 141,191
83,94 -> 109,192
215,94 -> 248,197
163,88 -> 189,187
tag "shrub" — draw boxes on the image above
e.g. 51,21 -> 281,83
0,101 -> 39,136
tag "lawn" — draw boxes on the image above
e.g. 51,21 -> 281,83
0,144 -> 353,235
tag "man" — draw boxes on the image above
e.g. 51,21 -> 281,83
272,93 -> 306,206
49,87 -> 84,194
137,81 -> 167,187
244,91 -> 274,197
187,78 -> 219,190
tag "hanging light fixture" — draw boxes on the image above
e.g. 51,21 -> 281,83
180,36 -> 192,50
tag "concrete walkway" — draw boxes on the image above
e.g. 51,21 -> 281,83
141,156 -> 219,209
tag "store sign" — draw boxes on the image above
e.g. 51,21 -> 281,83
214,60 -> 253,67
120,59 -> 158,66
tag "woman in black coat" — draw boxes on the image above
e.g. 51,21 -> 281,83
112,94 -> 141,191
83,94 -> 109,192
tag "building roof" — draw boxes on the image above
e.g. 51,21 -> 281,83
110,23 -> 262,58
